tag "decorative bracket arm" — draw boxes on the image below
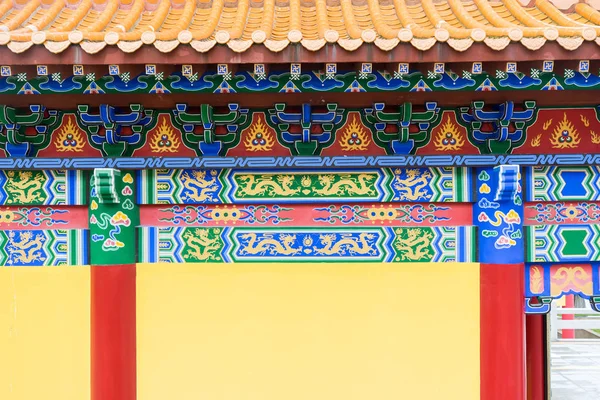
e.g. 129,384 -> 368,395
173,103 -> 248,156
458,101 -> 536,153
363,102 -> 440,154
268,103 -> 344,155
77,104 -> 155,156
0,105 -> 60,157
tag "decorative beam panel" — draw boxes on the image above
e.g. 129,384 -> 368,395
138,226 -> 475,264
137,168 -> 471,204
0,229 -> 88,266
140,203 -> 472,228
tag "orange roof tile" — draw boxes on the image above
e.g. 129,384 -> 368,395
0,0 -> 599,54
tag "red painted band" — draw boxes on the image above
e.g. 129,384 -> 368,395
526,314 -> 546,400
480,263 -> 525,400
91,264 -> 136,400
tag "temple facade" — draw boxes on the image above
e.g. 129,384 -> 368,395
1,1 -> 600,399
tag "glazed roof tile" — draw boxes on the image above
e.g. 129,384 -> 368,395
1,0 -> 600,54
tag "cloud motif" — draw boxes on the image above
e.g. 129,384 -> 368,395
38,76 -> 83,92
170,73 -> 214,91
433,73 -> 475,90
478,198 -> 500,209
366,71 -> 410,90
236,71 -> 280,91
104,75 -> 149,92
498,73 -> 541,89
564,72 -> 600,88
0,77 -> 17,93
301,72 -> 345,91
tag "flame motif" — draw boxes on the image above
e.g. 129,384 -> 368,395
530,134 -> 541,147
434,118 -> 464,151
530,266 -> 544,294
340,117 -> 370,151
150,120 -> 180,153
244,118 -> 274,152
543,119 -> 552,131
550,113 -> 580,149
54,119 -> 85,152
592,131 -> 600,144
581,115 -> 590,127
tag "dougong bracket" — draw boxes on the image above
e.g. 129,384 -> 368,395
363,102 -> 440,155
173,103 -> 249,156
0,105 -> 60,157
268,103 -> 344,155
458,101 -> 537,154
77,104 -> 156,157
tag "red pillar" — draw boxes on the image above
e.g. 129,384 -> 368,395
480,263 -> 526,400
562,295 -> 575,339
526,314 -> 546,400
91,264 -> 137,400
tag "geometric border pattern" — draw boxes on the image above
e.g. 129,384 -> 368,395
525,166 -> 600,202
6,154 -> 600,170
526,224 -> 600,262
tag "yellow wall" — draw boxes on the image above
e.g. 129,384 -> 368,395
137,262 -> 480,400
0,267 -> 90,400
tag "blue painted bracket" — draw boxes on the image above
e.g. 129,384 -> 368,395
77,104 -> 153,152
363,102 -> 440,154
268,103 -> 344,155
458,101 -> 536,153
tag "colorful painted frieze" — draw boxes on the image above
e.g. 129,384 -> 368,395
141,203 -> 472,227
138,226 -> 475,263
138,167 -> 471,205
525,263 -> 600,313
0,206 -> 87,229
0,229 -> 88,266
6,68 -> 600,96
526,224 -> 600,263
525,202 -> 600,225
525,166 -> 600,201
0,170 -> 86,205
0,107 -> 598,163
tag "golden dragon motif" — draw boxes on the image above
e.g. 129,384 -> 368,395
5,171 -> 45,203
393,169 -> 433,201
7,231 -> 45,264
183,228 -> 221,261
237,174 -> 299,197
315,233 -> 376,256
394,228 -> 433,261
180,170 -> 219,202
239,233 -> 301,255
313,174 -> 375,196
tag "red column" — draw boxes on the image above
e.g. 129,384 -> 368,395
91,264 -> 137,400
480,263 -> 526,400
526,314 -> 546,400
562,295 -> 575,339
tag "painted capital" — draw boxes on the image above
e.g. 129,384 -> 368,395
89,168 -> 138,265
474,165 -> 524,264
